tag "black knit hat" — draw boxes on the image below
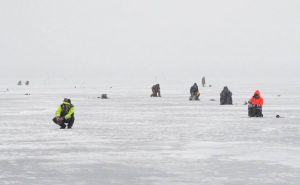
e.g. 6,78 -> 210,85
63,98 -> 71,103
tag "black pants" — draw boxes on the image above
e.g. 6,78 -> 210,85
53,117 -> 75,129
151,89 -> 161,97
248,106 -> 263,117
190,92 -> 200,101
220,96 -> 233,105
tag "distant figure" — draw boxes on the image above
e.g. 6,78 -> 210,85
220,86 -> 233,105
202,77 -> 206,87
17,81 -> 22,86
189,83 -> 200,101
151,84 -> 161,97
25,81 -> 30,86
100,94 -> 108,99
53,98 -> 75,129
248,90 -> 264,117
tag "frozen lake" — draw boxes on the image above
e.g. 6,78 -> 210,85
0,82 -> 300,185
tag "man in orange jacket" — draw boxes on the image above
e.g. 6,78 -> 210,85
248,90 -> 264,117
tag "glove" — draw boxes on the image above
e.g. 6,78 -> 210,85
248,102 -> 255,108
56,117 -> 64,123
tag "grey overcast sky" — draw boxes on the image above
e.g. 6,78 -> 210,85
0,0 -> 299,83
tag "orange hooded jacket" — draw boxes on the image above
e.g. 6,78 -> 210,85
249,90 -> 264,106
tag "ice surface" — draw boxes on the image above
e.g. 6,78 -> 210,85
0,83 -> 299,185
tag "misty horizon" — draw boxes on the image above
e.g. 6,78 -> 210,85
1,0 -> 299,83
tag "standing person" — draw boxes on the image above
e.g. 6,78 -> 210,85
151,84 -> 161,97
220,86 -> 233,105
53,98 -> 75,129
248,90 -> 264,117
190,83 -> 200,100
202,77 -> 206,87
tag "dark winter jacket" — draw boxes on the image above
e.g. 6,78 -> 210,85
151,84 -> 161,97
152,84 -> 160,92
190,83 -> 199,95
220,86 -> 233,105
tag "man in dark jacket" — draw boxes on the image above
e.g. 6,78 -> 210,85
151,84 -> 161,97
190,83 -> 200,100
220,86 -> 233,105
53,98 -> 75,129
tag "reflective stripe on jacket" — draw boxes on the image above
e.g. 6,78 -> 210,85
55,102 -> 75,119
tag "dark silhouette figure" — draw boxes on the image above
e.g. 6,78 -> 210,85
151,84 -> 161,97
202,77 -> 206,87
101,94 -> 108,99
189,83 -> 200,101
220,86 -> 233,105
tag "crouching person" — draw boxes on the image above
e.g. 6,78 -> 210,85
151,84 -> 161,97
248,90 -> 264,117
53,98 -> 75,129
189,83 -> 200,101
220,86 -> 233,105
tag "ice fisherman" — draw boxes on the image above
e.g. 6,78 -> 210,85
202,77 -> 206,87
151,84 -> 161,97
190,83 -> 200,101
220,86 -> 233,105
248,90 -> 264,117
53,98 -> 75,129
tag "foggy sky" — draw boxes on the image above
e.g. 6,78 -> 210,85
0,0 -> 299,83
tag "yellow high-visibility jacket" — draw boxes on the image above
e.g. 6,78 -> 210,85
55,102 -> 75,120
